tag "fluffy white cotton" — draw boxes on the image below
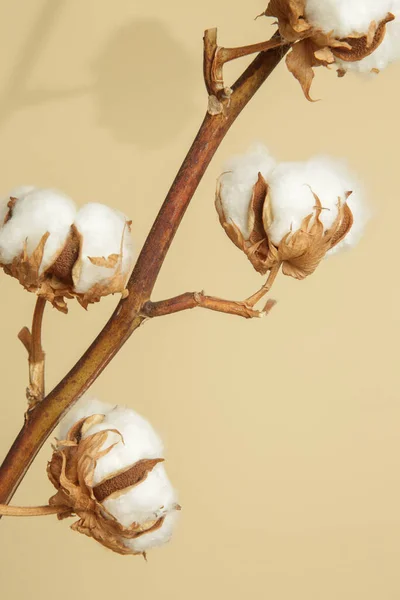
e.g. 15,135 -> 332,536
58,397 -> 113,440
124,511 -> 180,554
266,156 -> 367,249
80,404 -> 165,485
102,462 -> 178,526
327,169 -> 368,255
305,0 -> 394,38
219,144 -> 276,239
0,188 -> 77,272
59,397 -> 179,552
337,6 -> 400,73
73,203 -> 134,293
0,186 -> 35,226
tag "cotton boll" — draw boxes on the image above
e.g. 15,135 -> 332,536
52,398 -> 179,556
73,203 -> 134,294
0,188 -> 76,272
103,462 -> 178,526
219,144 -> 276,239
124,511 -> 180,554
305,0 -> 394,38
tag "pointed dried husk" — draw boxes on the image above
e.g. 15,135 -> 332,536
0,200 -> 131,313
263,0 -> 395,99
47,414 -> 169,556
216,173 -> 354,281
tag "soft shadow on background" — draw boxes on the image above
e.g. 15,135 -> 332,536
91,19 -> 197,147
0,0 -> 88,128
0,1 -> 196,149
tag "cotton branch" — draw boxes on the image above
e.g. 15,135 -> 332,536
142,292 -> 276,319
0,31 -> 290,506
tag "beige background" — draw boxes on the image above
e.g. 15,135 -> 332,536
0,0 -> 399,598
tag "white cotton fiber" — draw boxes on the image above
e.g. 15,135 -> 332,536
58,396 -> 113,441
102,462 -> 178,526
0,186 -> 35,226
219,144 -> 276,239
0,188 -> 77,272
266,156 -> 367,249
79,404 -> 165,485
305,0 -> 394,38
73,203 -> 134,293
124,511 -> 180,554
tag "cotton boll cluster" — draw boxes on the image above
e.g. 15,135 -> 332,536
216,146 -> 367,282
305,0 -> 394,39
52,397 -> 179,556
0,187 -> 134,312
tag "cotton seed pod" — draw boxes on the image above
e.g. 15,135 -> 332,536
216,151 -> 366,281
263,0 -> 399,99
49,398 -> 180,557
0,188 -> 134,312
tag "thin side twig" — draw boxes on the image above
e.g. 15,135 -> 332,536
0,504 -> 64,517
142,292 -> 276,319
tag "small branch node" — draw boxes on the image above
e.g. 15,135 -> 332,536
203,27 -> 284,109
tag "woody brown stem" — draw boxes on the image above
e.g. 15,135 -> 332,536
0,33 -> 289,506
0,504 -> 64,517
143,292 -> 274,319
18,296 -> 46,410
